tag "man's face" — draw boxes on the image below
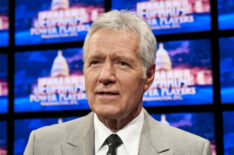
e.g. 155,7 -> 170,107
84,29 -> 154,120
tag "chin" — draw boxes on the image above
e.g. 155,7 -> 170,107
95,106 -> 122,119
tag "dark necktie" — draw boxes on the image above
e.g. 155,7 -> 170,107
105,134 -> 123,155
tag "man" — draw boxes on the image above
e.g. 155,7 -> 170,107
24,10 -> 212,155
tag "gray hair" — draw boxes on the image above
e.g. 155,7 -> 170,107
83,10 -> 156,76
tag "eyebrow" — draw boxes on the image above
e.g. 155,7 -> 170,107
87,55 -> 104,62
112,55 -> 135,63
87,52 -> 136,65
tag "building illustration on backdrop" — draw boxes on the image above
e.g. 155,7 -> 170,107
0,81 -> 8,97
144,43 -> 212,101
0,149 -> 7,155
30,50 -> 86,106
136,0 -> 210,29
0,15 -> 8,31
30,0 -> 104,38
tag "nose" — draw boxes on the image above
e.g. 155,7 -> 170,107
98,60 -> 116,85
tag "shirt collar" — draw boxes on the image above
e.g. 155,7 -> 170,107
94,113 -> 113,153
94,109 -> 144,155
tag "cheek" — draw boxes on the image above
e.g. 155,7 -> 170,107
131,80 -> 145,97
84,77 -> 95,101
120,76 -> 145,99
84,71 -> 98,89
120,73 -> 144,89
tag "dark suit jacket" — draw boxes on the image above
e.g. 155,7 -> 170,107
24,109 -> 212,155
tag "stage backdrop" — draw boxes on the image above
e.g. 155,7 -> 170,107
218,0 -> 234,30
143,39 -> 213,106
219,37 -> 234,104
14,48 -> 88,112
112,0 -> 211,35
0,121 -> 7,155
0,54 -> 8,114
15,0 -> 105,45
0,0 -> 9,47
223,111 -> 234,155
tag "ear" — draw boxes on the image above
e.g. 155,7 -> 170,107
144,63 -> 155,91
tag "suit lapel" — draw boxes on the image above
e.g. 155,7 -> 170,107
61,112 -> 95,155
138,109 -> 174,155
60,110 -> 174,155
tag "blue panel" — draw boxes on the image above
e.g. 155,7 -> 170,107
0,54 -> 8,113
143,39 -> 213,106
219,37 -> 234,104
151,112 -> 216,154
112,0 -> 211,35
15,0 -> 105,45
14,48 -> 89,112
0,121 -> 7,154
0,0 -> 9,47
218,0 -> 234,30
14,117 -> 77,155
223,111 -> 234,155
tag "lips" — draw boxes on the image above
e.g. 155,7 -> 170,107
96,91 -> 119,95
95,90 -> 120,101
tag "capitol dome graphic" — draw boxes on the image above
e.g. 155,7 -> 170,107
155,43 -> 172,71
51,50 -> 69,77
51,0 -> 69,10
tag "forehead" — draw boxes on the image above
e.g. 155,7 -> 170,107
90,28 -> 139,40
87,29 -> 139,56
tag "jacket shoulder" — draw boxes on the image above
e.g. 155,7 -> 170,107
146,113 -> 211,154
32,113 -> 93,143
24,113 -> 94,154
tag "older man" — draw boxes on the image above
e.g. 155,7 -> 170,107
24,10 -> 212,155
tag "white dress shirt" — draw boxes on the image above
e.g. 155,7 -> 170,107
94,109 -> 144,155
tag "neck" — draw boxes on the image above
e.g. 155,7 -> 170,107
97,106 -> 142,133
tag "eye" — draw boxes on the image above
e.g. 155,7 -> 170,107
119,61 -> 129,66
116,60 -> 131,68
91,60 -> 99,64
89,60 -> 101,66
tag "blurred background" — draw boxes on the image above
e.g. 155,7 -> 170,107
0,0 -> 234,154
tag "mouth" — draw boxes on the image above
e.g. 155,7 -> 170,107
96,91 -> 119,96
95,90 -> 120,101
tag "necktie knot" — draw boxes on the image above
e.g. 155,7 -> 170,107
105,134 -> 122,155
